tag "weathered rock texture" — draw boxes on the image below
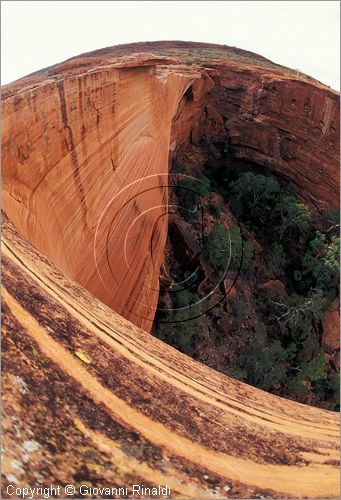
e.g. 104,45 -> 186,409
1,42 -> 340,498
2,215 -> 340,499
201,65 -> 340,208
2,55 -> 202,332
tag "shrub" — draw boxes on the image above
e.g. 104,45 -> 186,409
172,159 -> 186,173
243,241 -> 255,270
205,225 -> 254,273
274,195 -> 311,239
270,290 -> 327,342
269,242 -> 286,271
238,336 -> 287,391
300,231 -> 340,290
176,176 -> 211,220
255,322 -> 267,337
315,208 -> 340,235
173,289 -> 198,309
284,353 -> 327,400
314,373 -> 340,410
225,366 -> 247,381
230,171 -> 280,219
155,318 -> 202,356
284,374 -> 309,399
284,342 -> 297,360
326,374 -> 340,410
207,202 -> 221,218
300,353 -> 326,383
232,296 -> 245,320
205,225 -> 232,272
154,290 -> 207,356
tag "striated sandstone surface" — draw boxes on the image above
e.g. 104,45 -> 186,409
2,55 -> 201,332
200,64 -> 339,208
2,215 -> 340,498
1,42 -> 340,497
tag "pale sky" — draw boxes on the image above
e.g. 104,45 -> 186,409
1,1 -> 340,90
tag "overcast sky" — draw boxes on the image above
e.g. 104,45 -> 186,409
2,1 -> 340,90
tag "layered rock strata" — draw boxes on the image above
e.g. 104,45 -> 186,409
2,215 -> 340,498
2,56 -> 201,331
2,42 -> 340,498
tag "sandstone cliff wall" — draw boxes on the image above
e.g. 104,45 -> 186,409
3,47 -> 339,335
201,63 -> 340,208
2,57 -> 199,331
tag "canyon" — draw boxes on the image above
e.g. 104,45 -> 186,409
1,42 -> 340,498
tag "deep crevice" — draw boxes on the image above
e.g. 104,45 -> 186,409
153,137 -> 340,411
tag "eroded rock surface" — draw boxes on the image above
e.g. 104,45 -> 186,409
201,66 -> 339,209
1,42 -> 340,498
2,43 -> 339,331
322,299 -> 340,354
2,55 -> 201,331
2,215 -> 340,498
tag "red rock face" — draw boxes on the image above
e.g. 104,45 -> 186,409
2,56 -> 200,332
2,42 -> 340,334
198,65 -> 339,209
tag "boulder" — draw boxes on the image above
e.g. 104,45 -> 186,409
258,280 -> 287,298
322,299 -> 340,354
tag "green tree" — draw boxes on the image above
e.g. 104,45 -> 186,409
300,353 -> 326,383
155,317 -> 203,356
268,242 -> 286,274
176,176 -> 210,220
232,296 -> 246,321
300,231 -> 340,290
205,225 -> 254,273
284,373 -> 309,399
316,208 -> 340,236
274,195 -> 311,239
238,334 -> 287,391
313,373 -> 340,410
225,366 -> 247,381
207,202 -> 221,218
154,291 -> 207,356
284,352 -> 327,401
270,290 -> 327,342
230,171 -> 280,218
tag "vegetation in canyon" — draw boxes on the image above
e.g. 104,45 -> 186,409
153,145 -> 340,411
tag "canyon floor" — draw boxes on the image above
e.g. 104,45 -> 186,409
153,140 -> 340,411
